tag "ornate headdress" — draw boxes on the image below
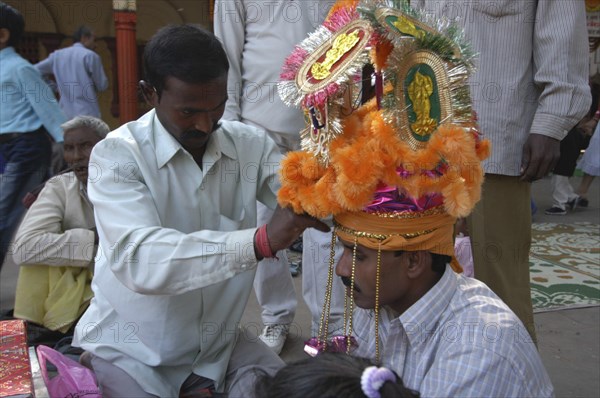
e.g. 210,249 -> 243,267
278,0 -> 490,361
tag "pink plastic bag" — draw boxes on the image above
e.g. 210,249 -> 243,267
36,345 -> 102,398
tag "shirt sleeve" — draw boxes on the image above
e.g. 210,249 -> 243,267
11,177 -> 95,267
35,54 -> 54,76
214,0 -> 246,121
17,64 -> 66,142
88,137 -> 259,296
255,128 -> 283,210
85,52 -> 109,92
530,0 -> 592,140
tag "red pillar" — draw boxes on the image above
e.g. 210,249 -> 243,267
114,10 -> 138,123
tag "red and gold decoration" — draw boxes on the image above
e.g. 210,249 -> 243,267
586,0 -> 600,12
0,320 -> 33,397
279,0 -> 375,164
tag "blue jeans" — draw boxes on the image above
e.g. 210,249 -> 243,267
0,129 -> 51,269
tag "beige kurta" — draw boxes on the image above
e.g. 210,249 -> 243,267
12,171 -> 95,332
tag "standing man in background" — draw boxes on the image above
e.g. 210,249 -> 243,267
214,0 -> 346,354
0,2 -> 65,269
412,0 -> 591,341
36,25 -> 108,174
36,25 -> 108,120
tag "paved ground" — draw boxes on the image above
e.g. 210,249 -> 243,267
1,174 -> 598,396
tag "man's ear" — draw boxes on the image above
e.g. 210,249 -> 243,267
139,80 -> 156,106
405,251 -> 430,279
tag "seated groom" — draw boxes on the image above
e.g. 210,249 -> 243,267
275,1 -> 554,396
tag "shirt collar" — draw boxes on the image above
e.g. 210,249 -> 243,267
151,111 -> 237,169
399,264 -> 457,346
74,42 -> 86,49
75,177 -> 94,209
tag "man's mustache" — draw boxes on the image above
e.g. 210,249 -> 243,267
181,122 -> 221,139
341,276 -> 360,292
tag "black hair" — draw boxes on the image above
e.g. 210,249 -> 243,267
394,251 -> 450,276
254,353 -> 420,398
0,2 -> 24,47
431,253 -> 451,275
143,24 -> 229,98
73,25 -> 93,43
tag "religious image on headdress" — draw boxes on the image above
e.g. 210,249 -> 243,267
279,0 -> 489,221
279,0 -> 374,164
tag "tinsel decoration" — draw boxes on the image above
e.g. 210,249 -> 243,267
278,1 -> 374,164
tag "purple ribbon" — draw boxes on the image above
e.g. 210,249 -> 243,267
361,366 -> 397,398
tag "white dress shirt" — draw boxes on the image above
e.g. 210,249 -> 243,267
352,265 -> 554,397
74,110 -> 282,396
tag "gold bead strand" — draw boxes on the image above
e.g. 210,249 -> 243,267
318,229 -> 338,350
346,235 -> 358,354
374,241 -> 382,364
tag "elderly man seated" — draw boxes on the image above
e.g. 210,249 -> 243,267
11,116 -> 109,338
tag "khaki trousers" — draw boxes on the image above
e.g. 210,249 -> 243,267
467,174 -> 537,342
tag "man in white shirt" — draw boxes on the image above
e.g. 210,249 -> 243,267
214,0 -> 347,354
73,24 -> 327,397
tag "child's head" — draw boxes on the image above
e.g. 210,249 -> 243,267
254,353 -> 419,398
0,2 -> 24,49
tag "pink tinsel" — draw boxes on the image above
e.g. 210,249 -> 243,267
278,4 -> 361,109
323,7 -> 358,32
302,82 -> 341,108
280,47 -> 310,80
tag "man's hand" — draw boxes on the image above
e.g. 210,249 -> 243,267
263,205 -> 330,255
520,134 -> 560,182
577,117 -> 598,137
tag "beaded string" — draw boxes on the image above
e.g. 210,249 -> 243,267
325,230 -> 338,341
374,241 -> 382,363
319,225 -> 385,359
346,235 -> 358,354
317,229 -> 338,350
343,280 -> 350,337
